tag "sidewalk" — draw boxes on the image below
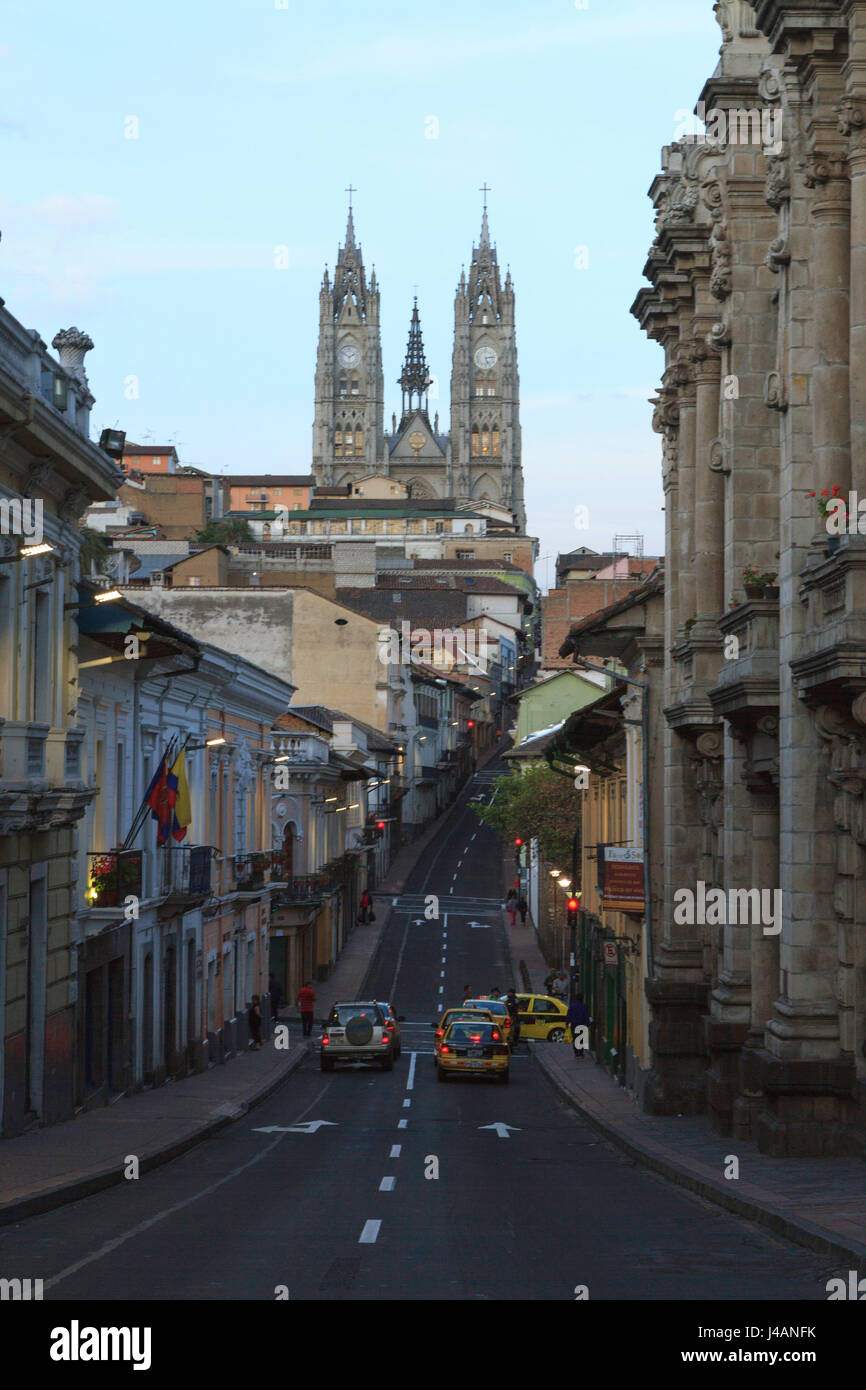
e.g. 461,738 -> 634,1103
0,772 -> 481,1228
500,886 -> 866,1269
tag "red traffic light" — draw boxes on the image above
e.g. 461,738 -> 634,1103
467,719 -> 475,729
567,897 -> 579,911
514,837 -> 523,847
376,821 -> 385,831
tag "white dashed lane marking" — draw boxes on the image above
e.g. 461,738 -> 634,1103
379,1177 -> 396,1192
390,1145 -> 401,1158
359,1220 -> 381,1244
403,1098 -> 411,1108
398,1119 -> 408,1129
406,1052 -> 417,1091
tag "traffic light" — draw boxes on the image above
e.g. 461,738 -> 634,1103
467,719 -> 475,729
514,837 -> 523,849
567,895 -> 580,927
376,820 -> 386,837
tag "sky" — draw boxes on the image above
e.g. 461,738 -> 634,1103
0,0 -> 721,592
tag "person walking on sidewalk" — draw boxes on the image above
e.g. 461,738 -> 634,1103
297,981 -> 316,1037
358,890 -> 374,925
268,973 -> 283,1029
462,983 -> 473,1001
248,995 -> 263,1050
505,888 -> 518,927
517,895 -> 528,926
566,994 -> 591,1059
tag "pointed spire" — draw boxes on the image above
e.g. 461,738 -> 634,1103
398,296 -> 431,420
345,204 -> 356,252
479,206 -> 490,251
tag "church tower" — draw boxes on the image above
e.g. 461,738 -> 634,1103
312,199 -> 384,486
450,195 -> 525,530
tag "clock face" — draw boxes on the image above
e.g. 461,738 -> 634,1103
408,430 -> 426,451
474,344 -> 497,369
338,343 -> 361,368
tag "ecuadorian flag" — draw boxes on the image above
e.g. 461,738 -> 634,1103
169,750 -> 192,842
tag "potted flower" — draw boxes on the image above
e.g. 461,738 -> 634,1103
742,567 -> 778,600
809,486 -> 847,551
684,616 -> 697,635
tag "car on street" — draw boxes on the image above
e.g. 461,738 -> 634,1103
431,1006 -> 496,1061
462,997 -> 514,1046
377,1000 -> 404,1058
437,1018 -> 509,1083
511,993 -> 571,1042
320,1001 -> 394,1071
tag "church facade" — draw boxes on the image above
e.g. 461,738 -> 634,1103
312,205 -> 526,532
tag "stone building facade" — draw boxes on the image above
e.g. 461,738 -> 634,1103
632,0 -> 866,1155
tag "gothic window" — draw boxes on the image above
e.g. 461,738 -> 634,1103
335,427 -> 343,457
354,426 -> 363,456
480,425 -> 490,455
338,375 -> 348,398
344,428 -> 354,454
471,424 -> 480,456
475,378 -> 484,397
350,378 -> 359,396
492,424 -> 500,457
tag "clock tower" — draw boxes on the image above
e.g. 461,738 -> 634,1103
312,198 -> 385,485
450,196 -> 525,530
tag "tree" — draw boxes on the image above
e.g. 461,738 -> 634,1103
193,517 -> 253,545
78,526 -> 110,576
472,762 -> 581,867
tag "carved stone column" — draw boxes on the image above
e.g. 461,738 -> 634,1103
692,339 -> 724,627
839,96 -> 866,490
804,150 -> 851,502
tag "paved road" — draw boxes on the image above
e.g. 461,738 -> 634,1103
0,764 -> 829,1300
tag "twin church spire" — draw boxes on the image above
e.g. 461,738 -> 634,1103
312,190 -> 525,531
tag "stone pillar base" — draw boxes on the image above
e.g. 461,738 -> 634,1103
704,1017 -> 751,1137
731,1038 -> 765,1142
643,978 -> 709,1115
753,1050 -> 858,1156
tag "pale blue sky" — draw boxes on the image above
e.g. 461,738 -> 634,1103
0,0 -> 720,589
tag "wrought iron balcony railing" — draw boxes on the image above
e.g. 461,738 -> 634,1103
86,849 -> 143,908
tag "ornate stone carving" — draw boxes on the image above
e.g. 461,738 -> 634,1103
709,436 -> 730,474
59,486 -> 90,523
708,319 -> 732,349
803,153 -> 848,187
22,459 -> 58,499
764,155 -> 790,208
51,327 -> 94,388
764,235 -> 790,272
838,98 -> 866,140
757,65 -> 782,107
664,181 -> 699,227
763,370 -> 787,412
709,220 -> 732,299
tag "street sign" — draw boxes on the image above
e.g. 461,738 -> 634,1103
603,941 -> 617,965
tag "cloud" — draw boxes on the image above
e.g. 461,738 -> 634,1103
242,11 -> 711,83
29,192 -> 121,227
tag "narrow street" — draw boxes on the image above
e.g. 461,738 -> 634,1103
0,765 -> 825,1302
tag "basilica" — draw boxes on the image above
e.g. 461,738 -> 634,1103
311,201 -> 526,532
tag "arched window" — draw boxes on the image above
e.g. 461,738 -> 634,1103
471,425 -> 480,456
350,378 -> 359,396
344,428 -> 354,454
475,378 -> 485,397
262,523 -> 271,540
354,425 -> 363,456
464,523 -> 474,534
491,424 -> 500,457
481,425 -> 490,455
338,375 -> 348,398
334,427 -> 343,456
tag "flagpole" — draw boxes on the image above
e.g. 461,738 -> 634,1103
120,733 -> 179,850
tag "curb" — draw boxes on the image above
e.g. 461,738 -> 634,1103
0,1043 -> 308,1229
534,1046 -> 866,1270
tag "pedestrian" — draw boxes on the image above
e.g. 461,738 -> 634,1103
268,972 -> 283,1028
358,889 -> 374,925
517,895 -> 528,926
505,888 -> 517,927
297,980 -> 316,1037
566,994 -> 591,1059
462,983 -> 473,1001
489,987 -> 501,1000
504,988 -> 521,1045
544,970 -> 557,995
551,970 -> 569,999
248,995 -> 263,1050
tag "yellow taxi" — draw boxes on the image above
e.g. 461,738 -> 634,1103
437,1017 -> 510,1084
512,993 -> 571,1042
431,1007 -> 495,1062
462,997 -> 514,1048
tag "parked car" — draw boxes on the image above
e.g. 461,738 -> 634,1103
511,993 -> 571,1042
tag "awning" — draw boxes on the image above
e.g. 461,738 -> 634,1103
544,686 -> 625,777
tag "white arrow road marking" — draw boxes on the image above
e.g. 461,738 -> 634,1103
469,921 -> 491,929
379,1176 -> 396,1192
359,1220 -> 381,1244
479,1122 -> 521,1139
252,1120 -> 338,1134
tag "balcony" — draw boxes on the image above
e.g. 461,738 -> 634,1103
86,849 -> 143,908
271,872 -> 335,908
231,850 -> 271,898
156,844 -> 214,914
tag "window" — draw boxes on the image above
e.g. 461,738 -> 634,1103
350,378 -> 359,396
471,425 -> 479,457
65,739 -> 81,780
188,576 -> 202,586
334,427 -> 343,457
338,375 -> 348,398
492,424 -> 500,457
457,550 -> 475,559
503,552 -> 513,562
274,488 -> 282,496
480,425 -> 490,455
354,425 -> 363,456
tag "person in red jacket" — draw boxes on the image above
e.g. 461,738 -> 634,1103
297,981 -> 316,1037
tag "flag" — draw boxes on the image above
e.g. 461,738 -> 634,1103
169,750 -> 192,842
145,754 -> 176,846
